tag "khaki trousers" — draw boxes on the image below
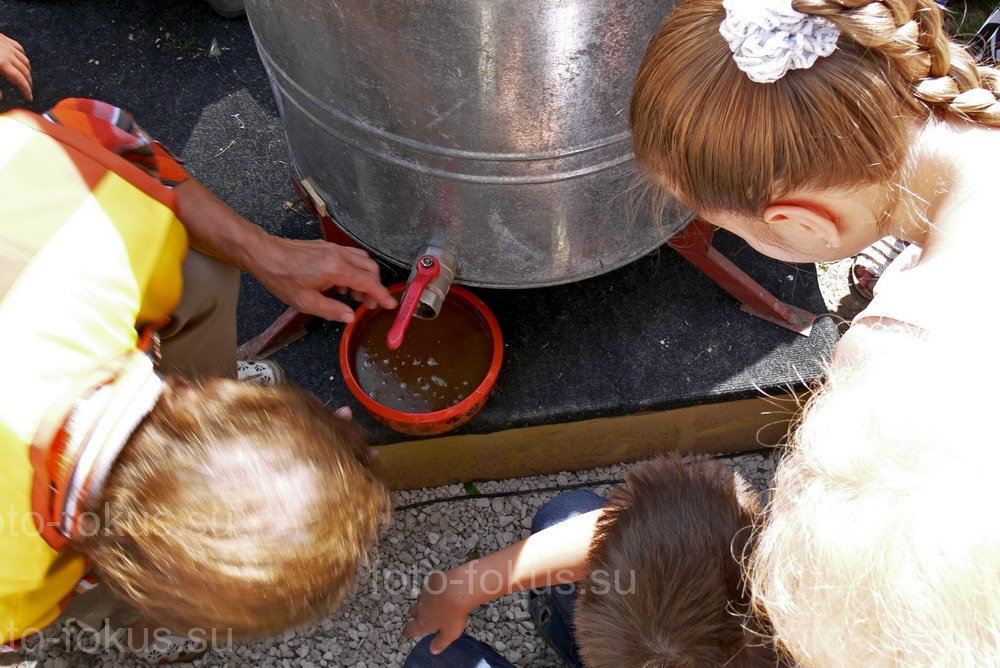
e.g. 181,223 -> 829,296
158,249 -> 240,379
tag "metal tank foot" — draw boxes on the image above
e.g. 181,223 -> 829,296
236,306 -> 311,360
667,218 -> 817,336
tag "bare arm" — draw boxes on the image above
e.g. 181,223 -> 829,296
402,507 -> 603,654
174,178 -> 396,321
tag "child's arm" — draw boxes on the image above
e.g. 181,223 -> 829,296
402,507 -> 603,655
0,32 -> 31,101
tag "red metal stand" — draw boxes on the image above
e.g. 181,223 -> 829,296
667,218 -> 815,335
238,192 -> 816,360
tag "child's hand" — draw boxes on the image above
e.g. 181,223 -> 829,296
402,570 -> 475,654
0,33 -> 31,101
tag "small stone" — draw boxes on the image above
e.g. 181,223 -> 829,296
382,602 -> 396,614
474,497 -> 491,508
463,535 -> 479,550
427,531 -> 441,545
297,644 -> 309,658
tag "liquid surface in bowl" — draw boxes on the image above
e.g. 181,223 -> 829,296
351,299 -> 494,413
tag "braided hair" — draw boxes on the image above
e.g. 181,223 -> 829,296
799,0 -> 1000,123
631,0 -> 1000,218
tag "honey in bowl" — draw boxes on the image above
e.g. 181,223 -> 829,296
350,298 -> 494,414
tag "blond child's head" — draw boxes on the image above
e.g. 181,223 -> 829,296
630,0 -> 1000,221
72,378 -> 390,638
749,329 -> 1000,666
574,455 -> 778,667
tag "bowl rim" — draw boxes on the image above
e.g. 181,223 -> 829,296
339,283 -> 504,426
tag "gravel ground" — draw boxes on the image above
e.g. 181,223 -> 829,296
11,453 -> 780,668
816,257 -> 866,331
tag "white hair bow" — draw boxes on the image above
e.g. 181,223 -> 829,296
719,0 -> 841,84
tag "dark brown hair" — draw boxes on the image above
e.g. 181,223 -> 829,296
74,378 -> 390,638
574,455 -> 776,667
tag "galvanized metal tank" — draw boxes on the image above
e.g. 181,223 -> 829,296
246,0 -> 682,288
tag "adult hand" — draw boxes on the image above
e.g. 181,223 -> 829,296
172,177 -> 397,322
248,236 -> 397,322
402,571 -> 474,655
0,33 -> 31,101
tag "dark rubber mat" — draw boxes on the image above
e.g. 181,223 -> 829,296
1,0 -> 839,444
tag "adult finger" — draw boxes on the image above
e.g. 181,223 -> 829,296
334,271 -> 397,310
1,63 -> 31,100
344,246 -> 372,259
334,406 -> 352,420
4,53 -> 30,87
298,292 -> 356,323
11,43 -> 30,69
342,249 -> 383,277
4,36 -> 26,55
1,63 -> 30,96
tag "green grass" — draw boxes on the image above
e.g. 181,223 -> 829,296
949,0 -> 997,39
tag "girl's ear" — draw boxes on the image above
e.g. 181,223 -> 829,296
764,200 -> 842,249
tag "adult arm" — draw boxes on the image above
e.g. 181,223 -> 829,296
174,178 -> 396,322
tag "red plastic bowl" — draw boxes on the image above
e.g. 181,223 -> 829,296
340,283 -> 504,436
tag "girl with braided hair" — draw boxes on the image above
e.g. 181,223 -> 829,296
633,0 -> 1000,664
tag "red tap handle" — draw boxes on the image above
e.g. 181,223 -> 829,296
387,256 -> 440,350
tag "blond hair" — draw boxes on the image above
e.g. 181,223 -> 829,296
575,455 -> 778,667
73,378 -> 390,639
631,0 -> 1000,218
749,328 -> 1000,666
